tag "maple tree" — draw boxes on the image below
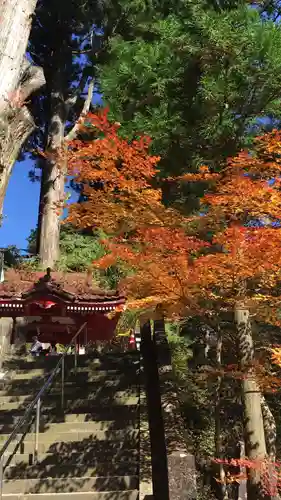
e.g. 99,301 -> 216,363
66,107 -> 183,235
66,110 -> 281,343
67,110 -> 281,499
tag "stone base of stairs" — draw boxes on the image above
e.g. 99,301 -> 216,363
0,353 -> 141,500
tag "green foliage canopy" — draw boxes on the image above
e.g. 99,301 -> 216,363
98,1 -> 281,179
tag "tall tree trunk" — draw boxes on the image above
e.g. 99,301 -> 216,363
0,0 -> 45,214
0,0 -> 38,115
0,106 -> 35,214
37,54 -> 94,268
235,304 -> 267,500
38,63 -> 66,269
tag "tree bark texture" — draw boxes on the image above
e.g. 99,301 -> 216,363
0,0 -> 38,115
0,0 -> 45,214
38,63 -> 66,269
235,305 -> 267,500
261,395 -> 280,499
37,71 -> 95,268
0,106 -> 34,212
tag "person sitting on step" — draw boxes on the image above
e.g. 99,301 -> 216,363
29,336 -> 43,357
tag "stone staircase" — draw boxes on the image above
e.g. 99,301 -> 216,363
0,352 -> 140,500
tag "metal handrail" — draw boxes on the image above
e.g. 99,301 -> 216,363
0,321 -> 87,464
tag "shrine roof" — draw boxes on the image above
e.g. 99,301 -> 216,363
0,269 -> 124,304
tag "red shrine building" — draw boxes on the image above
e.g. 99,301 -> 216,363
0,269 -> 126,346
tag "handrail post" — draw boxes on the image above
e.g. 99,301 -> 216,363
34,398 -> 41,464
0,322 -> 87,466
61,356 -> 65,409
74,339 -> 78,372
0,454 -> 4,500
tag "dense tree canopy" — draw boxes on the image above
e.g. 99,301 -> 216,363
98,1 -> 281,187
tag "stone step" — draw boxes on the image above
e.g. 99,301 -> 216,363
5,461 -> 139,480
0,405 -> 139,424
0,414 -> 138,433
2,380 -> 138,397
3,436 -> 139,455
0,396 -> 139,412
2,448 -> 139,466
2,476 -> 139,494
0,419 -> 138,434
8,375 -> 138,389
1,489 -> 139,500
11,369 -> 124,381
8,359 -> 139,375
5,373 -> 138,386
4,353 -> 139,370
0,380 -> 139,397
0,390 -> 139,404
11,365 -> 136,376
0,429 -> 139,445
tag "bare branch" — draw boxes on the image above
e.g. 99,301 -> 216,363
65,78 -> 95,142
65,73 -> 88,109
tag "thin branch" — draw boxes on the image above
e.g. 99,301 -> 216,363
64,78 -> 95,142
65,73 -> 89,108
71,49 -> 93,54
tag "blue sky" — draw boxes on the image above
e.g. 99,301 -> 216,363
0,88 -> 102,252
0,159 -> 40,250
0,158 -> 79,251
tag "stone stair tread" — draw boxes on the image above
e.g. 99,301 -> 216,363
0,397 -> 139,411
0,382 -> 139,397
0,418 -> 138,433
4,354 -> 139,370
0,391 -> 139,404
2,449 -> 139,466
5,377 -> 138,389
2,378 -> 138,389
0,406 -> 139,418
0,408 -> 139,426
4,438 -> 139,455
5,461 -> 139,479
0,389 -> 139,402
39,421 -> 137,432
1,489 -> 139,500
3,475 -> 139,494
0,429 -> 139,443
11,370 -> 123,381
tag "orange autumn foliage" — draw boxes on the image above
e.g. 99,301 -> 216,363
271,347 -> 281,367
96,224 -> 281,322
67,111 -> 281,326
200,360 -> 281,394
66,107 -> 181,233
116,133 -> 281,321
213,457 -> 281,497
96,227 -> 209,315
